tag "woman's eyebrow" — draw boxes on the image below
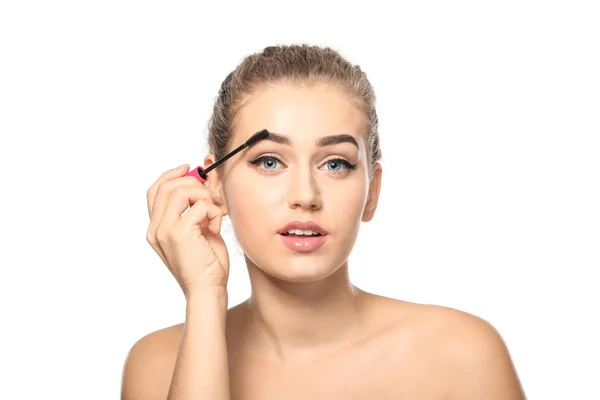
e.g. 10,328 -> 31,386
262,131 -> 359,149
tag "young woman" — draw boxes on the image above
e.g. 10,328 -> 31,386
121,44 -> 526,399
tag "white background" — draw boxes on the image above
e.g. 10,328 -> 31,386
1,1 -> 598,398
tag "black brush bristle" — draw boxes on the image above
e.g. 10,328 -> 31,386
245,129 -> 269,147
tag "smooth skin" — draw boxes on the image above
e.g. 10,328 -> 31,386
121,83 -> 527,399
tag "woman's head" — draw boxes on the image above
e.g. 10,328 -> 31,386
203,44 -> 383,283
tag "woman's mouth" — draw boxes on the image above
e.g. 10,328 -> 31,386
277,221 -> 328,252
281,230 -> 322,237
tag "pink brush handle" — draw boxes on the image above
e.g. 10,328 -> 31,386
185,166 -> 208,183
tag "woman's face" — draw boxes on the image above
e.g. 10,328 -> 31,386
208,83 -> 382,282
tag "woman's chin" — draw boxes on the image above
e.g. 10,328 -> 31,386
257,259 -> 345,283
241,240 -> 350,283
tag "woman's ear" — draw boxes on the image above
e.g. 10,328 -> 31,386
203,155 -> 229,216
361,162 -> 382,222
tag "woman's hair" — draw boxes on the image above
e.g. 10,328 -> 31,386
206,44 -> 382,179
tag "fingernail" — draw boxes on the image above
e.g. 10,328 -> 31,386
177,164 -> 188,169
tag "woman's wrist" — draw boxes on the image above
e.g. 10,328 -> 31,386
185,287 -> 229,314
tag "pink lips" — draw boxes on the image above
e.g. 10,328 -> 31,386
279,234 -> 326,252
278,220 -> 328,252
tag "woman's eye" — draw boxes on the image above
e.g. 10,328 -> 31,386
325,159 -> 343,172
261,157 -> 279,169
248,155 -> 282,171
322,158 -> 357,173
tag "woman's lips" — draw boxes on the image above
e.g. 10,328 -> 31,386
279,234 -> 326,252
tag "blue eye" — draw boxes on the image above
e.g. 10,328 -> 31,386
322,158 -> 358,173
249,155 -> 280,170
261,157 -> 279,169
326,159 -> 343,172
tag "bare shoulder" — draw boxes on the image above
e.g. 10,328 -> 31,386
425,304 -> 526,398
379,297 -> 527,399
120,323 -> 184,400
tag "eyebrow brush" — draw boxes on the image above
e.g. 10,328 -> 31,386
186,129 -> 269,183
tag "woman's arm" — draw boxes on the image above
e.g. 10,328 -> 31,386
121,288 -> 231,400
167,288 -> 231,400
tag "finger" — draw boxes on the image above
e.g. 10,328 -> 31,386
151,176 -> 215,223
148,178 -> 215,249
147,164 -> 189,217
180,202 -> 226,271
159,185 -> 218,229
179,200 -> 224,237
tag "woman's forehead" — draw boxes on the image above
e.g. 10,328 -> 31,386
230,84 -> 367,148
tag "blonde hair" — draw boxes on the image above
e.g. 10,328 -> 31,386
206,44 -> 382,179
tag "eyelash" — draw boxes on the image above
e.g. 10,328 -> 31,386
248,154 -> 358,175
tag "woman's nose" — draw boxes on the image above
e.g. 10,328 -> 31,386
287,166 -> 322,211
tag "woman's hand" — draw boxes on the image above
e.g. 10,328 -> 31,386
146,164 -> 230,298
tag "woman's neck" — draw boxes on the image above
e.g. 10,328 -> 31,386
237,259 -> 371,364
